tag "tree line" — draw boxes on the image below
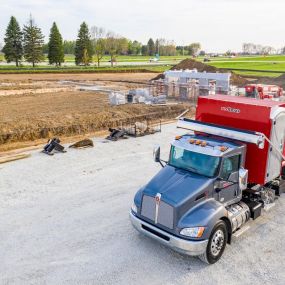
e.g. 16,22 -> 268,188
1,15 -> 202,67
242,43 -> 276,55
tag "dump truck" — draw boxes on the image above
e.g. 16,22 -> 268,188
245,84 -> 283,100
130,95 -> 285,264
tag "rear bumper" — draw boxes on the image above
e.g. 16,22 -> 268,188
129,211 -> 208,256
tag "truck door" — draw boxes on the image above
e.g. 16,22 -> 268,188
216,154 -> 241,205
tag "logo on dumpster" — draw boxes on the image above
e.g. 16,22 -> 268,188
221,106 -> 241,114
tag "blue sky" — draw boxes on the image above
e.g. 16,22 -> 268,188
0,0 -> 284,52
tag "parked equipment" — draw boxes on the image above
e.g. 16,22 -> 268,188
245,84 -> 283,100
43,138 -> 66,155
130,95 -> 285,264
105,128 -> 127,141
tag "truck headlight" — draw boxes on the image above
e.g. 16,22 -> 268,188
131,203 -> 137,214
180,227 -> 205,238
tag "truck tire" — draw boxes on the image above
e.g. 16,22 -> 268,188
198,221 -> 228,264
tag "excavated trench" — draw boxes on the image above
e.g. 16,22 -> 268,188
0,105 -> 190,145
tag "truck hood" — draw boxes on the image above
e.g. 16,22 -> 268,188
142,165 -> 214,208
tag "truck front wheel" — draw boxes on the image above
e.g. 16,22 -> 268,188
199,221 -> 228,264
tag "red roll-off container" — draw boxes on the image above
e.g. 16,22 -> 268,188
195,95 -> 285,185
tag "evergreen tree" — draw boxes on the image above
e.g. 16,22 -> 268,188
48,22 -> 64,66
74,22 -> 93,65
155,39 -> 159,55
2,16 -> 23,67
147,38 -> 155,56
23,16 -> 44,67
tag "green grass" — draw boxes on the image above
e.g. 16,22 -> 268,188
1,53 -> 285,77
204,55 -> 285,62
208,61 -> 285,72
194,55 -> 285,77
63,55 -> 189,63
0,64 -> 172,74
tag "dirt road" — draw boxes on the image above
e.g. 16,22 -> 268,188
0,123 -> 284,285
0,73 -> 155,83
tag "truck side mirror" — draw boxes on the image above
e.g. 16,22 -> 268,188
215,187 -> 222,193
153,145 -> 161,163
214,178 -> 223,192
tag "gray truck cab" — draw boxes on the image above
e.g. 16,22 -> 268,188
130,133 -> 250,264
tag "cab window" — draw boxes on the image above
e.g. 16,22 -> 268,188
220,155 -> 240,180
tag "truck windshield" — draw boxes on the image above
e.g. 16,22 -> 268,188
169,146 -> 220,178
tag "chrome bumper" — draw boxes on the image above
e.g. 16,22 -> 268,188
129,211 -> 208,256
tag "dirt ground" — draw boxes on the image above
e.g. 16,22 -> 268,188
0,73 -> 155,84
0,73 -> 190,151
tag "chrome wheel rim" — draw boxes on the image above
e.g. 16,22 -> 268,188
210,229 -> 225,257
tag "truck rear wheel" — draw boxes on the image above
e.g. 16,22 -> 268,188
199,221 -> 228,264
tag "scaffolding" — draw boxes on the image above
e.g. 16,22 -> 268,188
149,69 -> 232,103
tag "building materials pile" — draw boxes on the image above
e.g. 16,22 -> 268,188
109,92 -> 126,106
124,121 -> 161,137
105,121 -> 161,141
109,89 -> 167,106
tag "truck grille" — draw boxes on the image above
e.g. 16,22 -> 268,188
141,195 -> 174,229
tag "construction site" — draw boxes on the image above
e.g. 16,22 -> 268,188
1,59 -> 285,151
1,59 -> 285,284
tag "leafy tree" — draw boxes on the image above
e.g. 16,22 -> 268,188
94,38 -> 106,67
128,40 -> 142,55
63,40 -> 75,54
105,33 -> 128,66
187,42 -> 201,56
82,48 -> 89,65
118,38 -> 129,55
141,45 -> 148,56
90,25 -> 106,67
48,22 -> 64,66
155,39 -> 159,55
23,16 -> 44,67
105,33 -> 120,67
2,16 -> 23,67
75,22 -> 93,65
147,38 -> 155,56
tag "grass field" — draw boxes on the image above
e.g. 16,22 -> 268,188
205,55 -> 285,62
202,55 -> 285,77
1,53 -> 285,77
63,55 -> 188,63
0,64 -> 171,74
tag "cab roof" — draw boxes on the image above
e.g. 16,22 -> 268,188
172,133 -> 243,157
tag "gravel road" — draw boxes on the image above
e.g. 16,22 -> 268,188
1,124 -> 284,285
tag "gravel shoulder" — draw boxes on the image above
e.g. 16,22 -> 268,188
1,123 -> 284,285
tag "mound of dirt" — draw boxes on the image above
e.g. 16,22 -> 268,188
154,59 -> 248,87
257,73 -> 285,89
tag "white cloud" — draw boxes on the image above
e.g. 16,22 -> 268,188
0,0 -> 284,52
